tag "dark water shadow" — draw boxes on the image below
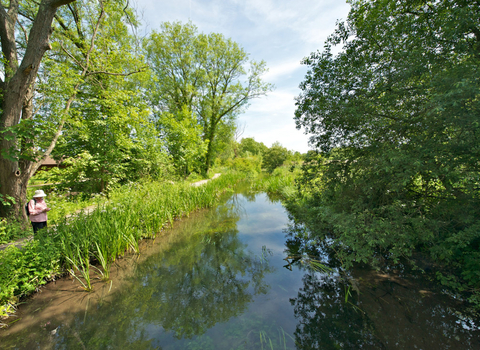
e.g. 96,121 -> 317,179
284,222 -> 480,350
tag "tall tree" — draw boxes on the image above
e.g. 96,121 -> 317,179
0,0 -> 147,217
145,21 -> 272,174
0,0 -> 76,217
46,1 -> 155,192
239,137 -> 268,157
294,0 -> 480,297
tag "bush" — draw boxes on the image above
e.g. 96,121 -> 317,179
263,142 -> 289,173
0,218 -> 29,245
228,156 -> 262,176
0,237 -> 62,307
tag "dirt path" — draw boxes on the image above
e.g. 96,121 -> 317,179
0,174 -> 222,251
191,173 -> 221,187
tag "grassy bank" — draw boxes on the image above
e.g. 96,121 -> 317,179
0,173 -> 241,326
251,166 -> 299,199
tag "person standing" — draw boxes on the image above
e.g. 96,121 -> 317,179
28,190 -> 51,236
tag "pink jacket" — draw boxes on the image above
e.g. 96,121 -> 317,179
28,199 -> 48,223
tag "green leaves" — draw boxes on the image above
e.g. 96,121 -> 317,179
0,238 -> 62,307
145,21 -> 272,174
263,142 -> 289,173
293,0 -> 480,305
45,1 -> 168,188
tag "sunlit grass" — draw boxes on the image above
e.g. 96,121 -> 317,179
251,166 -> 299,198
53,174 -> 242,290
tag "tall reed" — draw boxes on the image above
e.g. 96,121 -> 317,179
53,173 -> 243,290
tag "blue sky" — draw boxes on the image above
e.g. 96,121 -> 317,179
133,0 -> 351,153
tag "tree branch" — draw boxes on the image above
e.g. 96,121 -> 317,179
59,40 -> 85,70
85,67 -> 146,77
48,0 -> 78,7
18,10 -> 34,22
0,1 -> 19,77
53,13 -> 86,52
7,0 -> 19,18
82,0 -> 104,76
30,90 -> 76,175
17,18 -> 28,43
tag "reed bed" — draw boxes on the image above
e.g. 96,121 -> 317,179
251,167 -> 298,199
52,174 -> 241,290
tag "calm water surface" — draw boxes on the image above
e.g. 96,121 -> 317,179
0,191 -> 479,349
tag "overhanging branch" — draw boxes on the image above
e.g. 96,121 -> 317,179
85,67 -> 147,77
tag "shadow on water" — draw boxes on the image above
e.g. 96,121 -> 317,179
1,188 -> 479,349
284,223 -> 480,349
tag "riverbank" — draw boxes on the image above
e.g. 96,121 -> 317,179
0,174 -> 223,253
1,183 -> 478,349
0,173 -> 236,327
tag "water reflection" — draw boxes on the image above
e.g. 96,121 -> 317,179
123,203 -> 272,340
0,197 -> 273,349
1,191 -> 479,349
284,223 -> 480,350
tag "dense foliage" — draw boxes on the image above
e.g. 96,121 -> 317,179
263,142 -> 290,173
294,0 -> 480,304
145,22 -> 272,175
0,3 -> 273,219
238,137 -> 268,157
46,1 -> 167,192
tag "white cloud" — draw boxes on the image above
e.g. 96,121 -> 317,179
228,0 -> 350,44
263,60 -> 303,82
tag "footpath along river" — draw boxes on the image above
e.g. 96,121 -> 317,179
0,188 -> 479,349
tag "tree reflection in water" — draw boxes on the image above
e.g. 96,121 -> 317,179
4,192 -> 478,349
1,197 -> 273,350
284,222 -> 480,350
72,198 -> 272,347
284,226 -> 381,349
128,201 -> 272,339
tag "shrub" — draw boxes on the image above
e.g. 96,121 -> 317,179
228,156 -> 262,176
263,142 -> 289,173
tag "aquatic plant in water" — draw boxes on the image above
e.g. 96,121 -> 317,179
53,174 -> 243,292
65,245 -> 93,292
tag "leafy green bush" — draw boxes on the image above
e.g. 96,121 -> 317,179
227,155 -> 262,176
252,166 -> 299,199
239,137 -> 268,157
0,237 -> 62,306
262,142 -> 289,173
0,218 -> 29,245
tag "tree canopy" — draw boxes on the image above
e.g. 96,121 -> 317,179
0,1 -> 171,216
0,0 -> 77,216
145,22 -> 273,175
263,141 -> 289,173
46,1 -> 163,192
239,137 -> 268,157
0,11 -> 274,218
294,0 -> 480,302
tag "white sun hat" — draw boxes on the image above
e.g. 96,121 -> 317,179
33,190 -> 47,198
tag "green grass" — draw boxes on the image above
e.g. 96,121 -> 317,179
54,175 -> 242,287
1,168 -> 293,325
251,166 -> 299,199
0,173 -> 243,324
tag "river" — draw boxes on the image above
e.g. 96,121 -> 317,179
0,189 -> 479,349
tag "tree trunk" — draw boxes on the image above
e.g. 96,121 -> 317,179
203,127 -> 216,175
0,0 -> 76,219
